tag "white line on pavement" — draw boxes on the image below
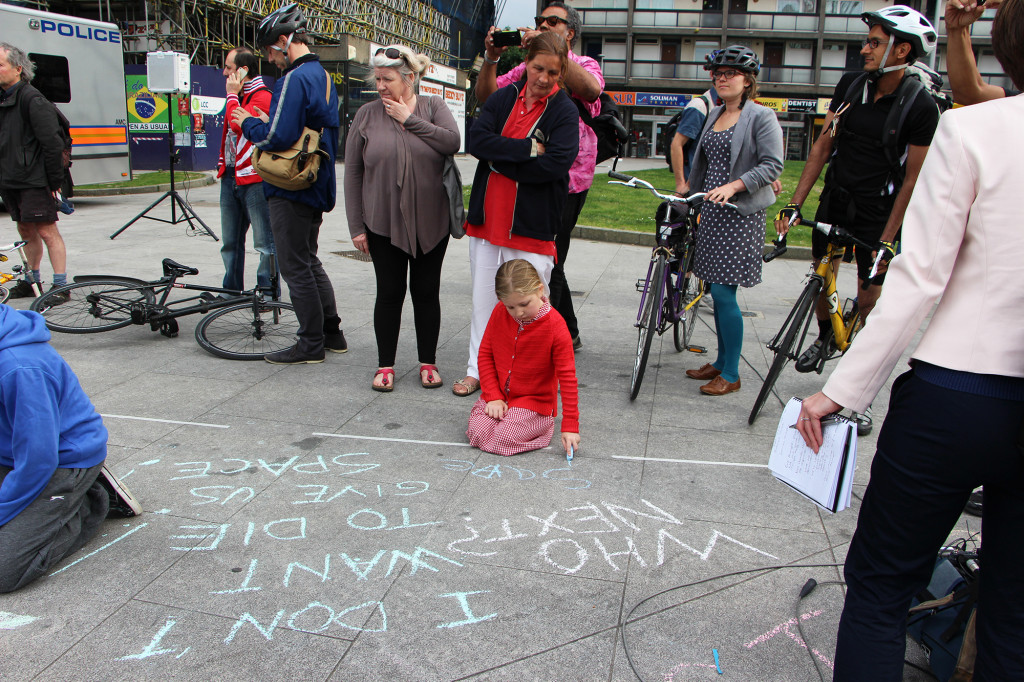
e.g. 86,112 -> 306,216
312,432 -> 554,451
613,455 -> 769,468
101,414 -> 230,429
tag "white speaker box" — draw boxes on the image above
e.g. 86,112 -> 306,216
147,51 -> 190,93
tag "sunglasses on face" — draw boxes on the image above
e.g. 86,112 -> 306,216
862,37 -> 890,50
535,15 -> 568,27
375,47 -> 410,64
711,69 -> 743,81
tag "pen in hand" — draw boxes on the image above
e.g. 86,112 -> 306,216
790,415 -> 845,430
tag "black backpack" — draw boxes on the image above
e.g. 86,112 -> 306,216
835,64 -> 951,188
573,92 -> 629,164
663,93 -> 711,172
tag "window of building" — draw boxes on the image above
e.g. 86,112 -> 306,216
826,0 -> 862,14
636,0 -> 674,7
694,40 -> 720,63
28,53 -> 71,103
778,0 -> 815,11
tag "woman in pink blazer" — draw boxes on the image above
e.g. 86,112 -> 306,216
796,1 -> 1024,678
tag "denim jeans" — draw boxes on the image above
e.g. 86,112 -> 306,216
220,173 -> 277,295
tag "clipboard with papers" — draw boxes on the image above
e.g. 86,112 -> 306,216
768,397 -> 857,513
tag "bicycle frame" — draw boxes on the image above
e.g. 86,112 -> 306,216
813,241 -> 860,353
72,257 -> 280,326
0,241 -> 42,297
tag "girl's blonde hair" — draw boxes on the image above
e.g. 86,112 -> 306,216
495,259 -> 544,300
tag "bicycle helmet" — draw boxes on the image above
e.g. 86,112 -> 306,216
256,3 -> 308,49
704,45 -> 760,76
861,5 -> 937,62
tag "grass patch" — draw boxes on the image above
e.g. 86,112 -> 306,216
77,171 -> 207,190
577,161 -> 824,247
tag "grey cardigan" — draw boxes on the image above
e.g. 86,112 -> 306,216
687,100 -> 784,216
344,95 -> 461,255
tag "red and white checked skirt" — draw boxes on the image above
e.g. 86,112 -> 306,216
466,398 -> 555,456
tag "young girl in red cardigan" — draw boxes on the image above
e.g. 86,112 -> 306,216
467,260 -> 581,456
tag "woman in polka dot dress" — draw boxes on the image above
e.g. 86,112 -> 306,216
678,46 -> 784,396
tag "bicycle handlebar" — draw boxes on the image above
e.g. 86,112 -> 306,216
799,219 -> 881,254
0,241 -> 28,251
607,171 -> 738,211
763,235 -> 787,262
800,219 -> 886,290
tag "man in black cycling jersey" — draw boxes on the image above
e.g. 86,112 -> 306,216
774,5 -> 940,435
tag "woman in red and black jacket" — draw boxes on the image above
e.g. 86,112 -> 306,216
453,31 -> 580,397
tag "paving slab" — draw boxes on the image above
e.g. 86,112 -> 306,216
0,157 -> 977,681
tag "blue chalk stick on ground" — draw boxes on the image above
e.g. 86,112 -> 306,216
713,648 -> 722,674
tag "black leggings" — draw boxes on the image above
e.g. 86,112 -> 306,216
365,230 -> 449,367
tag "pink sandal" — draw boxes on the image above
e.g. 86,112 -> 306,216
420,364 -> 443,389
372,368 -> 395,392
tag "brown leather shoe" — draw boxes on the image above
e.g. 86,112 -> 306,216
700,375 -> 741,396
686,363 -> 722,381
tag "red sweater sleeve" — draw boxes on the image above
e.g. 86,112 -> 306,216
478,303 -> 507,403
550,313 -> 580,433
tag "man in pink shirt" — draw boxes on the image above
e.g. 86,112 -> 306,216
476,1 -> 604,350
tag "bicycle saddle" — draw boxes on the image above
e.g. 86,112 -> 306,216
162,259 -> 199,277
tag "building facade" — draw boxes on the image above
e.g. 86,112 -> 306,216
569,0 -> 1008,158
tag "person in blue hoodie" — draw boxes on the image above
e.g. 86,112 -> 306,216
0,304 -> 139,593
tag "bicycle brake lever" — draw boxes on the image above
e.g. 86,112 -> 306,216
763,235 -> 788,262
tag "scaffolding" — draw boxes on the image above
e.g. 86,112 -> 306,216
41,0 -> 492,67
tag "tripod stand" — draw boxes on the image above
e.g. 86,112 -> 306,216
111,93 -> 218,241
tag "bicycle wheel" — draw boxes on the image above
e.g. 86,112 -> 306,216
630,254 -> 666,401
675,247 -> 703,351
195,301 -> 300,360
30,278 -> 155,333
748,278 -> 822,425
0,286 -> 8,305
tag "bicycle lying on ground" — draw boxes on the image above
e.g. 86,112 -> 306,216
608,171 -> 731,401
748,219 -> 880,424
30,257 -> 298,360
0,241 -> 42,304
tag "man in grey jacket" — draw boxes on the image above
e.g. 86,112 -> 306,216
0,43 -> 70,303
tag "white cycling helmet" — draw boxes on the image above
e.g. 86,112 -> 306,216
862,5 -> 938,64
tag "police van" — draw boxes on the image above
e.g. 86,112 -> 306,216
1,4 -> 130,183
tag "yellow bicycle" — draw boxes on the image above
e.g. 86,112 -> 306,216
748,219 -> 879,424
0,241 -> 42,304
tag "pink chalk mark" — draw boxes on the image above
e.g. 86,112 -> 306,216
743,609 -> 834,670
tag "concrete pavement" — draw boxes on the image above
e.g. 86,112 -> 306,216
0,157 -> 970,681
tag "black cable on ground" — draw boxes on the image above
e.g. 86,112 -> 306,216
620,561 -> 844,682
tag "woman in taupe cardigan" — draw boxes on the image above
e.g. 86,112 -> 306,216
344,44 -> 461,392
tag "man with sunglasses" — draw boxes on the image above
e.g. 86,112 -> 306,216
476,2 -> 603,352
233,3 -> 345,365
774,5 -> 940,435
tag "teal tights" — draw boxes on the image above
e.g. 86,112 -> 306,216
710,283 -> 742,383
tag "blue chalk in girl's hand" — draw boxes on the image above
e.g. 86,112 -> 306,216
566,445 -> 574,464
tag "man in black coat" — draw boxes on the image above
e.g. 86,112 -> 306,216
0,43 -> 70,302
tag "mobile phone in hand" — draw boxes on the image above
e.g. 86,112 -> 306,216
492,30 -> 522,47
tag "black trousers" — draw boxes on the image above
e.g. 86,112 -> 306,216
268,198 -> 340,354
547,189 -> 588,340
365,230 -> 448,367
834,368 -> 1024,680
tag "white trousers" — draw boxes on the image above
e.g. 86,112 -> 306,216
466,236 -> 554,379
